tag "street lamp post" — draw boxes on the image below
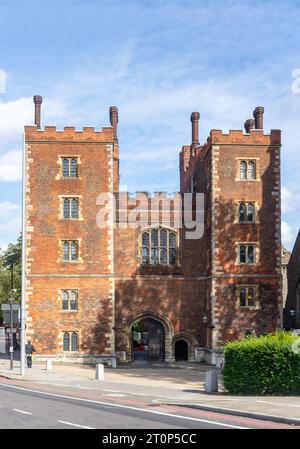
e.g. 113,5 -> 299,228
9,265 -> 15,370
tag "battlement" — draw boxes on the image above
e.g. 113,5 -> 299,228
206,128 -> 281,146
118,191 -> 181,201
24,124 -> 115,142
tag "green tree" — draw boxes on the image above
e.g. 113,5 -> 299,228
0,235 -> 22,323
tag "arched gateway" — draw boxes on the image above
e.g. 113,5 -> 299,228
128,313 -> 173,362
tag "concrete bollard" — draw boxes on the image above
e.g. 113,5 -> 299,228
111,356 -> 117,369
46,359 -> 52,371
205,369 -> 218,393
95,363 -> 104,380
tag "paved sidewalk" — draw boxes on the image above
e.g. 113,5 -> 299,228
1,356 -> 300,425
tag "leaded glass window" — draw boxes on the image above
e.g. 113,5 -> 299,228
141,228 -> 177,265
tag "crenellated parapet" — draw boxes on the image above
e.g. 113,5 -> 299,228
24,124 -> 115,142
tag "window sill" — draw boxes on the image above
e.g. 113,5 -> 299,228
238,221 -> 256,224
60,310 -> 78,313
240,306 -> 260,310
140,264 -> 178,268
62,351 -> 80,354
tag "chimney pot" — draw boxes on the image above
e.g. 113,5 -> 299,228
33,95 -> 43,129
244,118 -> 255,133
190,111 -> 200,147
109,106 -> 118,143
253,106 -> 264,129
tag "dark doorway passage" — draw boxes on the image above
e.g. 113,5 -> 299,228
175,339 -> 188,361
132,318 -> 165,361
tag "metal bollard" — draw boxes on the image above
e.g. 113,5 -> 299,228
46,359 -> 52,371
205,369 -> 218,393
95,363 -> 104,380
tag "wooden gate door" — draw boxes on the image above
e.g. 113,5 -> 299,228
148,320 -> 165,361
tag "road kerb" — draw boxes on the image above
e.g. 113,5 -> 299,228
163,402 -> 300,426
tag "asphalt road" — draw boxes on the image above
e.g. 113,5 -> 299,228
0,381 -> 295,429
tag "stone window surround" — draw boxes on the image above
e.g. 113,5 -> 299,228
58,195 -> 83,221
235,242 -> 260,266
58,238 -> 83,264
62,331 -> 79,352
55,155 -> 82,180
138,225 -> 180,267
235,157 -> 260,182
236,284 -> 260,310
59,288 -> 79,312
234,200 -> 260,224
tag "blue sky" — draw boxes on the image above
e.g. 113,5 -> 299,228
0,0 -> 299,250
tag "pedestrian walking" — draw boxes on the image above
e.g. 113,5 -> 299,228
25,340 -> 36,368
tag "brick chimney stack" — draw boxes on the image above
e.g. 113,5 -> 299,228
109,106 -> 119,144
244,118 -> 255,133
191,112 -> 200,148
253,106 -> 264,130
33,95 -> 43,130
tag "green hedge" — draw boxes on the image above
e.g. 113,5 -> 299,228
223,332 -> 300,395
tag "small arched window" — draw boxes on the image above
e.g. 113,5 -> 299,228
239,245 -> 246,263
62,291 -> 69,310
247,288 -> 255,306
239,203 -> 246,222
247,203 -> 254,222
71,241 -> 78,261
63,332 -> 70,351
71,198 -> 79,218
240,161 -> 247,179
142,232 -> 150,264
71,332 -> 78,351
70,159 -> 78,178
247,245 -> 255,263
248,161 -> 256,179
63,198 -> 70,219
62,159 -> 69,177
70,291 -> 78,310
141,228 -> 177,265
239,288 -> 247,307
63,241 -> 70,261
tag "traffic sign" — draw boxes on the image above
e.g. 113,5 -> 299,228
1,304 -> 20,311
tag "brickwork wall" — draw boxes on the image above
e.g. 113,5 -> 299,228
25,125 -> 116,356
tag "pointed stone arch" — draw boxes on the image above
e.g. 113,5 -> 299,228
172,332 -> 198,362
127,311 -> 174,362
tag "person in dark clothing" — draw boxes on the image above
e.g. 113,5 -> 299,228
25,340 -> 36,368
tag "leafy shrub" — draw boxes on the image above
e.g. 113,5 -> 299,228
223,331 -> 300,395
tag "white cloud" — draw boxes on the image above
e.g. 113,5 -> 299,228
0,150 -> 22,181
0,97 -> 32,140
281,186 -> 295,213
0,201 -> 20,216
0,216 -> 22,240
282,220 -> 295,247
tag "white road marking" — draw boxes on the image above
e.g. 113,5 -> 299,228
58,420 -> 94,429
39,383 -> 199,399
0,383 -> 248,429
103,393 -> 127,397
13,409 -> 32,415
256,400 -> 300,408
